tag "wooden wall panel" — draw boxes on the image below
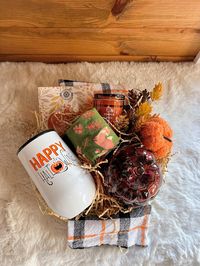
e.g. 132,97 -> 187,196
0,28 -> 199,56
1,0 -> 200,28
0,0 -> 200,62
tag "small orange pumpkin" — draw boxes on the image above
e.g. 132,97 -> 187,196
51,161 -> 64,174
139,117 -> 173,159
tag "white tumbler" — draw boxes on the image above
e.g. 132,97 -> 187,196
17,130 -> 96,219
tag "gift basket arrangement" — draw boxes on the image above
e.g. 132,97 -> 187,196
17,80 -> 173,249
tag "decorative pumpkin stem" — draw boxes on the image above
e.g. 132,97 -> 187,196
163,136 -> 172,142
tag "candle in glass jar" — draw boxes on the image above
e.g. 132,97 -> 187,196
94,93 -> 125,123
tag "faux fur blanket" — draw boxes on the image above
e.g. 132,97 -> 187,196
0,62 -> 199,266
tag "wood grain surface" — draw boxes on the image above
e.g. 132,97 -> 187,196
0,0 -> 200,62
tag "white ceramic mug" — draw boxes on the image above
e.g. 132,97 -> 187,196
17,130 -> 96,219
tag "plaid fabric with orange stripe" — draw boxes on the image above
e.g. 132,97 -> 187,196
67,205 -> 151,249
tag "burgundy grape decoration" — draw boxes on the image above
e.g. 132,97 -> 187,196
104,145 -> 162,206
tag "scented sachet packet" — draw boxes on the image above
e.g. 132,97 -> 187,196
66,108 -> 120,162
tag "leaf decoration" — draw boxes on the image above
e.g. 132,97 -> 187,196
52,96 -> 60,101
150,82 -> 163,101
49,106 -> 57,115
50,101 -> 57,106
135,102 -> 152,117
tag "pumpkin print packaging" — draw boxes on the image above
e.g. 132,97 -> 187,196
38,82 -> 128,135
66,108 -> 120,163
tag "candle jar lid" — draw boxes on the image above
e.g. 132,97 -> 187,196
94,93 -> 125,100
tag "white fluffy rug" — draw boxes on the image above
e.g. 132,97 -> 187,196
0,62 -> 200,266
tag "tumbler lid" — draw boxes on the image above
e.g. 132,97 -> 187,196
17,129 -> 55,155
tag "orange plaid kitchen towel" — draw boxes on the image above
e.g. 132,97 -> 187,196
67,205 -> 151,249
